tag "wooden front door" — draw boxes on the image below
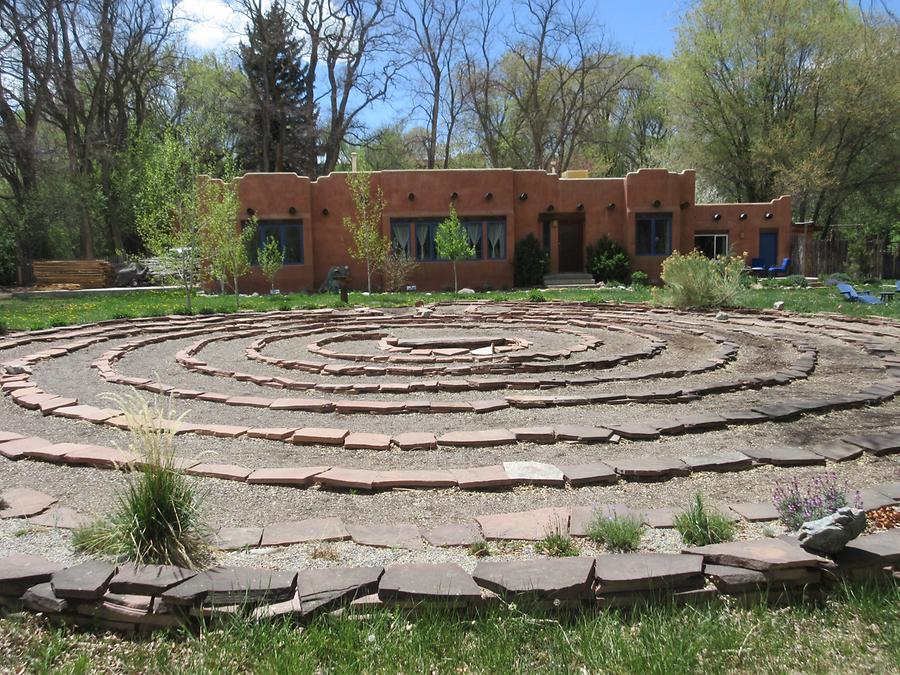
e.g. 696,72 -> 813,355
557,220 -> 584,272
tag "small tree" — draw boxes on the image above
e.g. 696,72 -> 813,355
258,234 -> 285,292
202,178 -> 255,310
342,171 -> 389,293
435,204 -> 475,292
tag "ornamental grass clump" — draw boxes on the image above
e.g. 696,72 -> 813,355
535,531 -> 579,557
656,250 -> 745,309
72,393 -> 211,568
674,493 -> 736,546
585,512 -> 644,551
773,473 -> 861,531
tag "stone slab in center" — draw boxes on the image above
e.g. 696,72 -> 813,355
393,336 -> 507,349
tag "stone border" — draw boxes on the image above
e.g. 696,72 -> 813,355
1,529 -> 897,633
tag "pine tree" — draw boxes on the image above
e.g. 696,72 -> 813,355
239,1 -> 317,175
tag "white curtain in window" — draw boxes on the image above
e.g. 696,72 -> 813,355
465,222 -> 482,257
416,223 -> 429,258
391,223 -> 410,255
487,222 -> 505,258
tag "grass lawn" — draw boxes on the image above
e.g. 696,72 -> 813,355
0,283 -> 898,332
1,582 -> 897,673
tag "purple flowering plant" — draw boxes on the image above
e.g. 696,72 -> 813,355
772,472 -> 862,530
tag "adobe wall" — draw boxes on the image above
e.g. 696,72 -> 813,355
233,168 -> 792,292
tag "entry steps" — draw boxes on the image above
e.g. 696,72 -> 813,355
542,273 -> 597,288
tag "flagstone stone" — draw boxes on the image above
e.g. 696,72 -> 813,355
347,524 -> 423,550
392,432 -> 438,450
0,554 -> 64,594
613,457 -> 690,479
60,444 -> 138,468
292,566 -> 383,615
378,563 -> 482,601
452,465 -> 513,489
476,507 -> 570,541
727,502 -> 780,522
215,527 -> 264,550
554,425 -> 612,443
0,432 -> 25,443
841,432 -> 900,456
292,427 -> 349,445
185,463 -> 252,481
22,582 -> 68,613
371,470 -> 456,489
594,553 -> 704,592
192,425 -> 249,439
422,523 -> 483,547
509,426 -> 556,443
606,423 -> 660,440
224,395 -> 272,408
473,557 -> 595,599
52,405 -> 120,423
852,489 -> 896,511
26,506 -> 90,530
470,399 -> 509,413
870,481 -> 900,500
637,508 -> 681,528
559,463 -> 617,486
344,432 -> 392,450
0,488 -> 57,518
246,467 -> 329,486
161,566 -> 297,606
502,461 -> 565,486
684,538 -> 829,571
261,517 -> 351,546
750,403 -> 804,421
315,467 -> 377,490
0,436 -> 54,460
438,429 -> 516,447
246,427 -> 298,441
108,564 -> 196,595
676,413 -> 728,431
738,446 -> 825,467
680,453 -> 752,472
721,409 -> 770,424
51,561 -> 116,600
808,442 -> 864,462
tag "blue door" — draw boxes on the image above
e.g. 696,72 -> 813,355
759,232 -> 778,268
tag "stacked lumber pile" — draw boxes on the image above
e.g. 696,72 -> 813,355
32,260 -> 115,289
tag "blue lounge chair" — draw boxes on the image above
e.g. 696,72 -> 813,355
837,283 -> 882,304
749,257 -> 766,276
767,257 -> 790,276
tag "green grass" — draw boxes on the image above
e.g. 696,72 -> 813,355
674,494 -> 737,547
1,582 -> 897,673
585,512 -> 645,552
0,282 -> 897,332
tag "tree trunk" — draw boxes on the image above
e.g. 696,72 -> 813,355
233,273 -> 240,309
453,262 -> 458,293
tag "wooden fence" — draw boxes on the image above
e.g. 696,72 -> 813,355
791,236 -> 899,278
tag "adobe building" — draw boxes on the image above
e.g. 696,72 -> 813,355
233,167 -> 792,293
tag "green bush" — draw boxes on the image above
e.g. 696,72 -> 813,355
824,272 -> 852,286
0,319 -> 7,336
513,234 -> 548,287
535,532 -> 579,557
781,274 -> 808,287
527,289 -> 547,302
630,270 -> 650,287
586,512 -> 644,551
674,493 -> 736,546
656,250 -> 745,309
72,394 -> 212,568
586,236 -> 630,283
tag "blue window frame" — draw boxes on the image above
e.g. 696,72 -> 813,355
635,214 -> 672,256
251,220 -> 304,264
390,217 -> 506,261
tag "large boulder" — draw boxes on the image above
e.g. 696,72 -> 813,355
798,507 -> 866,554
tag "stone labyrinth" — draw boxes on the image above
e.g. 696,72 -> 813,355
0,301 -> 898,556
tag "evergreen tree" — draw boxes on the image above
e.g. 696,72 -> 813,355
239,1 -> 317,175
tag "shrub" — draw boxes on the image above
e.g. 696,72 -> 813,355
630,270 -> 650,287
656,250 -> 745,309
773,473 -> 861,531
468,540 -> 491,558
0,319 -> 7,336
381,250 -> 419,292
824,272 -> 852,286
513,234 -> 548,287
586,236 -> 630,283
257,235 -> 285,293
585,512 -> 644,551
72,394 -> 212,568
535,532 -> 579,557
781,274 -> 808,287
527,289 -> 547,302
674,493 -> 736,546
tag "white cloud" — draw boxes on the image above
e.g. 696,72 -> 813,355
172,0 -> 252,52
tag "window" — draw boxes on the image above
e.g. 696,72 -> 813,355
251,220 -> 304,264
390,217 -> 506,261
694,233 -> 729,259
635,214 -> 672,256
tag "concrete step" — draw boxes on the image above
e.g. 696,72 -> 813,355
544,273 -> 595,287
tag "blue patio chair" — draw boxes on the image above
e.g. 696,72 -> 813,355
767,257 -> 790,276
837,283 -> 881,304
896,280 -> 899,292
749,257 -> 766,276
